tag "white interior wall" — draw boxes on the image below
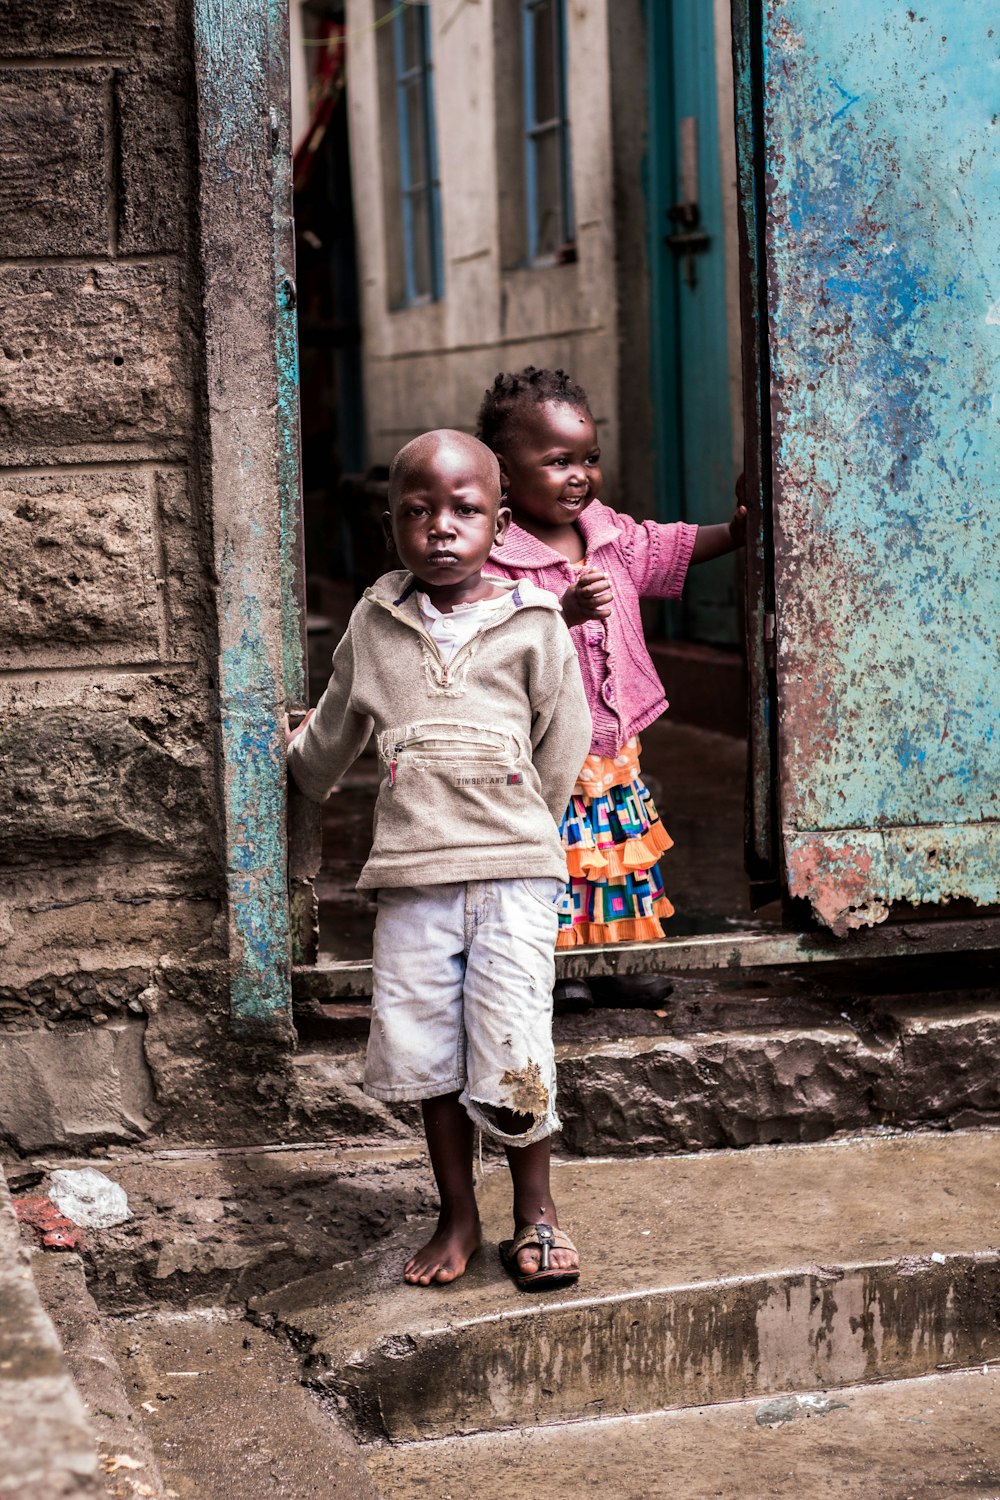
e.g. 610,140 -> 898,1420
344,0 -> 621,492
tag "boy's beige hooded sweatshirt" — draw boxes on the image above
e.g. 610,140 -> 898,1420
287,571 -> 592,890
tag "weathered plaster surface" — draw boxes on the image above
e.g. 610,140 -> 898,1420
344,0 -> 622,496
763,2 -> 999,929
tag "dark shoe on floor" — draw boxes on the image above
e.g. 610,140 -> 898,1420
552,978 -> 594,1015
593,972 -> 674,1008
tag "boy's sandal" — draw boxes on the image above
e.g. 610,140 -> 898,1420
499,1223 -> 581,1291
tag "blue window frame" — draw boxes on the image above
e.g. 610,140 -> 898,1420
521,0 -> 574,263
392,2 -> 444,304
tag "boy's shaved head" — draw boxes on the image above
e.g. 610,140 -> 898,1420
388,429 -> 502,507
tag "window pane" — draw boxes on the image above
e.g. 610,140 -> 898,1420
531,0 -> 558,125
532,127 -> 563,256
400,5 -> 424,72
408,189 -> 432,299
403,79 -> 428,187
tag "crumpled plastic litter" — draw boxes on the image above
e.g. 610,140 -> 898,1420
48,1167 -> 131,1228
755,1392 -> 849,1428
13,1194 -> 83,1250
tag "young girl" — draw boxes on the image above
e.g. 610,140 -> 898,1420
479,367 -> 746,1000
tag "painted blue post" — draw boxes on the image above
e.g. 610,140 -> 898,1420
269,0 -> 308,711
193,0 -> 299,1033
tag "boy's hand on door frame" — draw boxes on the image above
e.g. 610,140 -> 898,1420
284,708 -> 315,746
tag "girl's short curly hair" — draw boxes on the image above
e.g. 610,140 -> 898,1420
475,366 -> 591,451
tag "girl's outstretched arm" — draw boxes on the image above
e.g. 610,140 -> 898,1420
691,474 -> 748,565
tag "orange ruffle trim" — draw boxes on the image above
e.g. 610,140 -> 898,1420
556,896 -> 675,949
564,818 -> 674,881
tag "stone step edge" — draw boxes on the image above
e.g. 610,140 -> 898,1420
363,1366 -> 1000,1500
281,1250 -> 1000,1444
376,1363 -> 1000,1456
293,915 -> 1000,1000
291,999 -> 1000,1158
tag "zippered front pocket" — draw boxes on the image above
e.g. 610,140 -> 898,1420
376,720 -> 524,788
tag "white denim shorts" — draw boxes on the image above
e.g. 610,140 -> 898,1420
365,878 -> 563,1145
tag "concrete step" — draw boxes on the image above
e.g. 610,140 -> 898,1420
368,1367 -> 1000,1499
290,963 -> 1000,1155
255,1130 -> 1000,1444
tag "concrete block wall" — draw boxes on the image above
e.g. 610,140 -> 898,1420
0,2 -> 290,1153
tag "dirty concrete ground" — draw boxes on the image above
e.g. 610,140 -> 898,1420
31,1251 -> 167,1500
11,900 -> 1000,1488
368,1369 -> 1000,1499
103,1314 -> 379,1500
23,1143 -> 436,1315
15,1130 -> 1000,1499
317,718 -> 780,960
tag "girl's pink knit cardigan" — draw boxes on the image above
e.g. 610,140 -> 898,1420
485,499 -> 698,759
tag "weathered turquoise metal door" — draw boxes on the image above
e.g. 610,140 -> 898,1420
647,0 -> 739,646
754,1 -> 999,932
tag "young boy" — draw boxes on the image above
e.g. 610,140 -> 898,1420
287,430 -> 592,1289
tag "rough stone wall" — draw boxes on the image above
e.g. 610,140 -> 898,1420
0,2 -> 284,1153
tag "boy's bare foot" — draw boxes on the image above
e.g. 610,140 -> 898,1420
404,1211 -> 482,1286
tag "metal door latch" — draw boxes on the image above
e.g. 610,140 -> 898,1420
666,202 -> 711,289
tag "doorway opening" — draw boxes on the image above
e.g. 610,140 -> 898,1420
289,0 -> 782,972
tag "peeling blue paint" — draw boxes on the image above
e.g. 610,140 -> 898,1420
218,540 -> 291,1027
269,0 -> 307,707
194,0 -> 269,175
829,80 -> 861,122
763,1 -> 1000,927
194,0 -> 299,1030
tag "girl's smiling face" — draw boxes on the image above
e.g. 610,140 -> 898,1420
499,401 -> 602,538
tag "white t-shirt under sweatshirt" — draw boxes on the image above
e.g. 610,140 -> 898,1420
417,590 -> 509,664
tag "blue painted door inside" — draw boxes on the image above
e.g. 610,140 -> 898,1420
646,0 -> 738,646
760,1 -> 1000,932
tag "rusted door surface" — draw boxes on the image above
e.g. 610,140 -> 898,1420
760,2 -> 999,932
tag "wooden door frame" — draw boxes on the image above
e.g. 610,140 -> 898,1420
730,0 -> 779,902
193,0 -> 313,1035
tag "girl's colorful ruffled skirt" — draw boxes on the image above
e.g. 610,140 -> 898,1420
556,737 -> 674,948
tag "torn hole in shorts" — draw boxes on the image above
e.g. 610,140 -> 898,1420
477,1102 -> 536,1136
470,1061 -> 552,1140
499,1059 -> 550,1118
